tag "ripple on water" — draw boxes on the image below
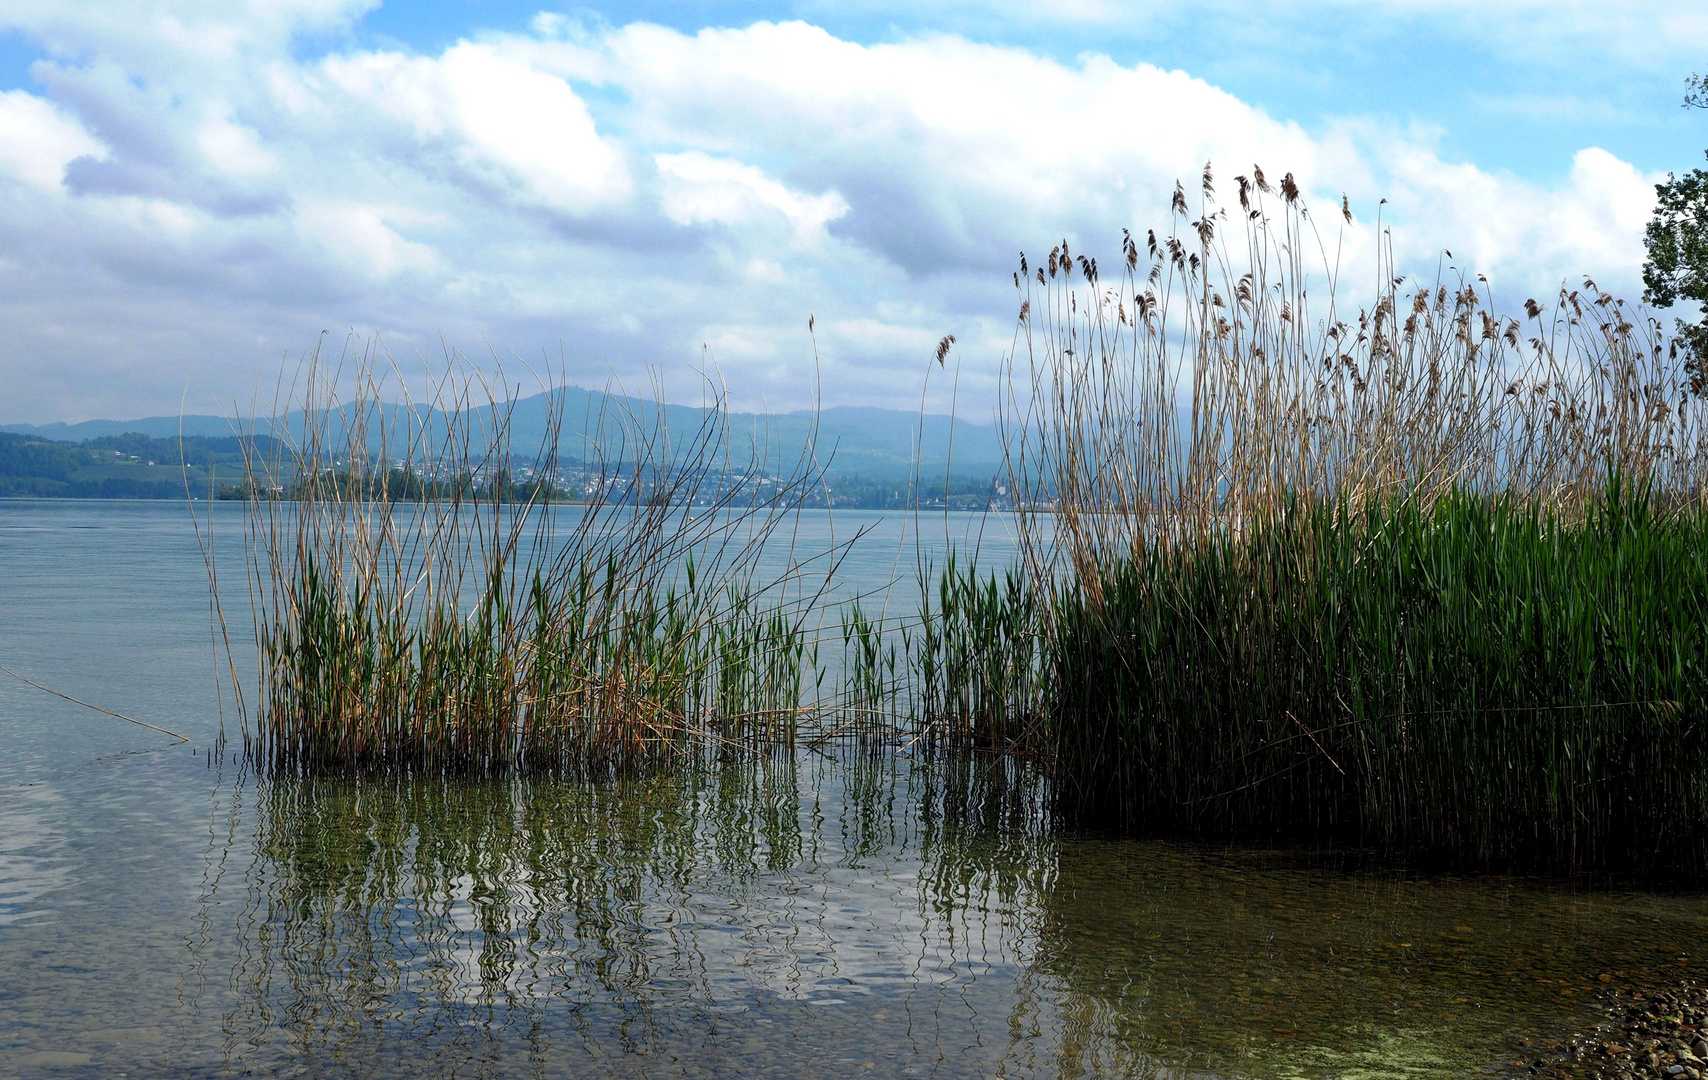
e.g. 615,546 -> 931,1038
0,784 -> 75,927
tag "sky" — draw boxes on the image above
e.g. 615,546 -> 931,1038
0,1 -> 1704,423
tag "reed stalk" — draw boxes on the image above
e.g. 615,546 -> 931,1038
220,163 -> 1708,877
228,339 -> 847,773
1002,164 -> 1708,874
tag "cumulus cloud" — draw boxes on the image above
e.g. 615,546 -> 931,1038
1376,144 -> 1658,300
323,44 -> 632,215
294,201 -> 437,277
656,151 -> 848,243
197,115 -> 277,179
0,90 -> 105,192
0,5 -> 1673,423
565,22 -> 1337,275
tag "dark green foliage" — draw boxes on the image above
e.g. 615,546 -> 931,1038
1643,158 -> 1708,391
0,430 -> 272,498
1048,482 -> 1708,877
234,465 -> 567,503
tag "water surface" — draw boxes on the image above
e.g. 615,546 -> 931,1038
1,501 -> 1703,1079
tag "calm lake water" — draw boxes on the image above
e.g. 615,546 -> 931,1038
2,500 -> 1705,1079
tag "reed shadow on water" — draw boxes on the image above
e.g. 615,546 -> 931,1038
212,749 -> 1065,1080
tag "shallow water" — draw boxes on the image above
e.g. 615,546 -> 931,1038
1,500 -> 1705,1079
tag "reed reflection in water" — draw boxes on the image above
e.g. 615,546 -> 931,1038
220,751 -> 1072,1078
206,749 -> 1708,1080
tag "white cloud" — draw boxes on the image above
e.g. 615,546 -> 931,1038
0,90 -> 104,192
827,317 -> 942,354
295,201 -> 437,278
568,20 -> 1656,291
323,43 -> 631,214
0,0 -> 378,73
656,151 -> 848,242
102,194 -> 204,239
1372,141 -> 1659,299
567,22 -> 1340,273
197,115 -> 276,178
0,7 -> 1679,422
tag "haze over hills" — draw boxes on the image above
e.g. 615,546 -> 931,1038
0,387 -> 1006,482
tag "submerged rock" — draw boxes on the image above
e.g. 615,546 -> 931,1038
1525,982 -> 1708,1080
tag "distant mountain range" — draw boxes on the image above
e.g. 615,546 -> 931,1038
0,387 -> 1007,482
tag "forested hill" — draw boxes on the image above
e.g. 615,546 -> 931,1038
1,389 -> 1006,483
0,431 -> 1002,508
0,431 -> 264,498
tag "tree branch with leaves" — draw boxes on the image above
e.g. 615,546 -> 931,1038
1643,73 -> 1708,392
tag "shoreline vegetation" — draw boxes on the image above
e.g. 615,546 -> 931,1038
0,428 -> 1004,510
0,430 -> 261,499
1010,166 -> 1706,880
210,163 -> 1708,880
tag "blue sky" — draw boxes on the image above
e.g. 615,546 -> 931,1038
0,1 -> 1701,422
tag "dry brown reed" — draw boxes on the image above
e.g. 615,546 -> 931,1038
1002,164 -> 1708,874
228,337 -> 852,773
1001,163 -> 1708,593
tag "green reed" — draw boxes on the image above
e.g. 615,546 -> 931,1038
231,340 -> 853,774
226,336 -> 1045,773
1046,480 -> 1708,873
820,554 -> 1049,752
990,162 -> 1708,874
226,159 -> 1708,878
912,551 -> 1046,751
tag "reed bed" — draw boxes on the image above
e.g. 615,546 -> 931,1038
220,334 -> 1057,771
1050,484 -> 1708,870
230,342 -> 846,773
1003,164 -> 1708,874
223,163 -> 1708,875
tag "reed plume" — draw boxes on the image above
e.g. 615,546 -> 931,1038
1002,164 -> 1708,875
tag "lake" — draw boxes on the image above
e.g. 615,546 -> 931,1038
1,500 -> 1703,1078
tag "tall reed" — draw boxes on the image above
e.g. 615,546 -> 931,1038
1003,166 -> 1704,581
1003,164 -> 1708,874
231,340 -> 844,773
222,161 -> 1708,877
1049,483 -> 1708,870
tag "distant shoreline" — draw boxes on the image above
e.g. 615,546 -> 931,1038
0,428 -> 1007,510
0,493 -> 1010,511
